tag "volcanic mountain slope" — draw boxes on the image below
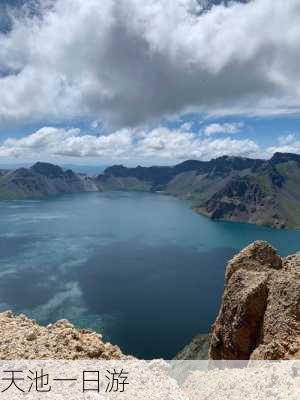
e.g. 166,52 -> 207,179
97,156 -> 264,198
195,153 -> 300,228
98,152 -> 300,229
0,162 -> 98,199
1,153 -> 300,228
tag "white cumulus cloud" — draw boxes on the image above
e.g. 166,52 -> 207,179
1,0 -> 300,128
0,125 -> 262,163
267,134 -> 300,156
203,122 -> 244,136
0,127 -> 134,159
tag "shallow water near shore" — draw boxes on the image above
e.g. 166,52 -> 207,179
0,191 -> 300,359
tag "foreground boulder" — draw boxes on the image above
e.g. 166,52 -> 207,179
209,241 -> 300,360
0,311 -> 125,360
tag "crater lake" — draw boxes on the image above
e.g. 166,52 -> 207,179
0,191 -> 300,359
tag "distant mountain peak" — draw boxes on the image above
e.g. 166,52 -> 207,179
1,152 -> 300,229
31,162 -> 64,178
270,152 -> 300,164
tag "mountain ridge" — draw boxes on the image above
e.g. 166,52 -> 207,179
98,152 -> 300,229
1,152 -> 300,228
0,161 -> 98,199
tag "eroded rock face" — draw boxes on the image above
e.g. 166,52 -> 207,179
0,312 -> 127,360
100,153 -> 300,229
209,241 -> 300,360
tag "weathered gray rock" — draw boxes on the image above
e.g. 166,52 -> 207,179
0,311 -> 127,360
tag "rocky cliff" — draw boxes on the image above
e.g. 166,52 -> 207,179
0,311 -> 125,360
99,153 -> 300,229
209,241 -> 300,360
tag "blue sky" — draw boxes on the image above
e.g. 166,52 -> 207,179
1,114 -> 299,147
0,0 -> 300,166
166,114 -> 300,149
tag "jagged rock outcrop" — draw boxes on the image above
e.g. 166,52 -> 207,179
0,311 -> 126,360
209,241 -> 300,360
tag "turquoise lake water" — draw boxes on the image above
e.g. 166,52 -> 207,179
0,191 -> 299,359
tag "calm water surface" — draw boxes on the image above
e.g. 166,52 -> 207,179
0,191 -> 299,358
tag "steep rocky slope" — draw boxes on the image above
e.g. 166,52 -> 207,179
98,153 -> 300,228
99,156 -> 263,198
0,162 -> 98,199
0,311 -> 125,360
196,153 -> 300,228
209,241 -> 300,360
